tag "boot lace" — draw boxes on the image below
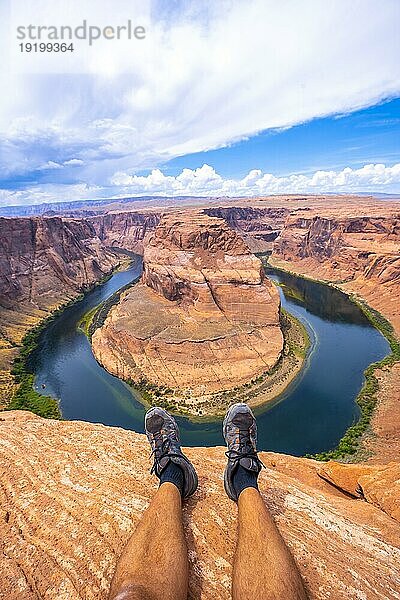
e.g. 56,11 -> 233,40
149,430 -> 188,473
225,429 -> 264,469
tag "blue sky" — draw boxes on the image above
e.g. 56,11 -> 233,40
0,0 -> 399,205
159,99 -> 400,179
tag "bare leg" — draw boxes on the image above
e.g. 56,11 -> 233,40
233,487 -> 308,600
109,482 -> 188,600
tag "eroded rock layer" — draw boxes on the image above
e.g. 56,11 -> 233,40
272,210 -> 400,333
204,206 -> 290,252
1,411 -> 400,600
92,211 -> 283,395
91,211 -> 160,253
271,206 -> 400,462
0,216 -> 119,311
0,216 -> 121,405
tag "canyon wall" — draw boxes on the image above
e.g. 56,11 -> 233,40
90,211 -> 160,253
92,210 -> 283,401
1,410 -> 399,600
90,206 -> 288,254
0,216 -> 120,311
272,211 -> 400,334
0,216 -> 121,404
271,208 -> 400,461
204,206 -> 289,252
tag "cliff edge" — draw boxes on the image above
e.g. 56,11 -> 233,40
271,209 -> 400,460
0,216 -> 121,406
1,411 -> 399,600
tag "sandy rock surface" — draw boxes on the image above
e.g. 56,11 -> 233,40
318,460 -> 400,522
1,411 -> 400,600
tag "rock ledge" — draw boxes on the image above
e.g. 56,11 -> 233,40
1,411 -> 399,600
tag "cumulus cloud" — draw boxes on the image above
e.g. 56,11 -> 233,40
111,164 -> 224,193
2,162 -> 399,207
0,183 -> 103,207
109,163 -> 400,196
0,0 -> 399,196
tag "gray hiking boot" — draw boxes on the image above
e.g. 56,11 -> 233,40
223,403 -> 263,501
145,407 -> 198,499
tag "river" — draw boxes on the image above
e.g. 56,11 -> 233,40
32,255 -> 390,455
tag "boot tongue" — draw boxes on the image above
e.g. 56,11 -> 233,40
239,456 -> 259,472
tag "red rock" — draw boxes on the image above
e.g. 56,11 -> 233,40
92,211 -> 283,401
272,211 -> 400,334
91,211 -> 160,253
317,461 -> 382,497
0,216 -> 122,405
318,460 -> 400,523
0,216 -> 119,310
1,411 -> 400,600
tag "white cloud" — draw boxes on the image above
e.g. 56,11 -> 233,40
0,183 -> 103,207
111,164 -> 224,193
63,158 -> 84,167
37,161 -> 63,170
110,163 -> 400,197
0,0 -> 399,194
2,161 -> 399,207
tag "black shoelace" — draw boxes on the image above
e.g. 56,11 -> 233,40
149,431 -> 188,474
225,429 -> 265,469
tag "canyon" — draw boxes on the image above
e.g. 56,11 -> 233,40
91,211 -> 284,413
0,216 -> 122,405
204,205 -> 289,252
90,211 -> 160,253
1,197 -> 400,420
272,209 -> 400,333
269,203 -> 400,460
1,195 -> 400,598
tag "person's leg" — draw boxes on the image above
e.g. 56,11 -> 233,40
108,482 -> 187,600
233,487 -> 307,600
223,403 -> 308,600
109,407 -> 198,600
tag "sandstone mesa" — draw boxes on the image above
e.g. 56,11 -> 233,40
92,210 -> 283,399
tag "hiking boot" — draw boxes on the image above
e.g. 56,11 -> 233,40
145,407 -> 198,498
223,403 -> 263,501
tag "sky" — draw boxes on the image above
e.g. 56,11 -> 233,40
0,0 -> 399,206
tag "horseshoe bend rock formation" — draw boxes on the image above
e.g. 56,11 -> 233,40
92,211 -> 283,396
1,411 -> 400,600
